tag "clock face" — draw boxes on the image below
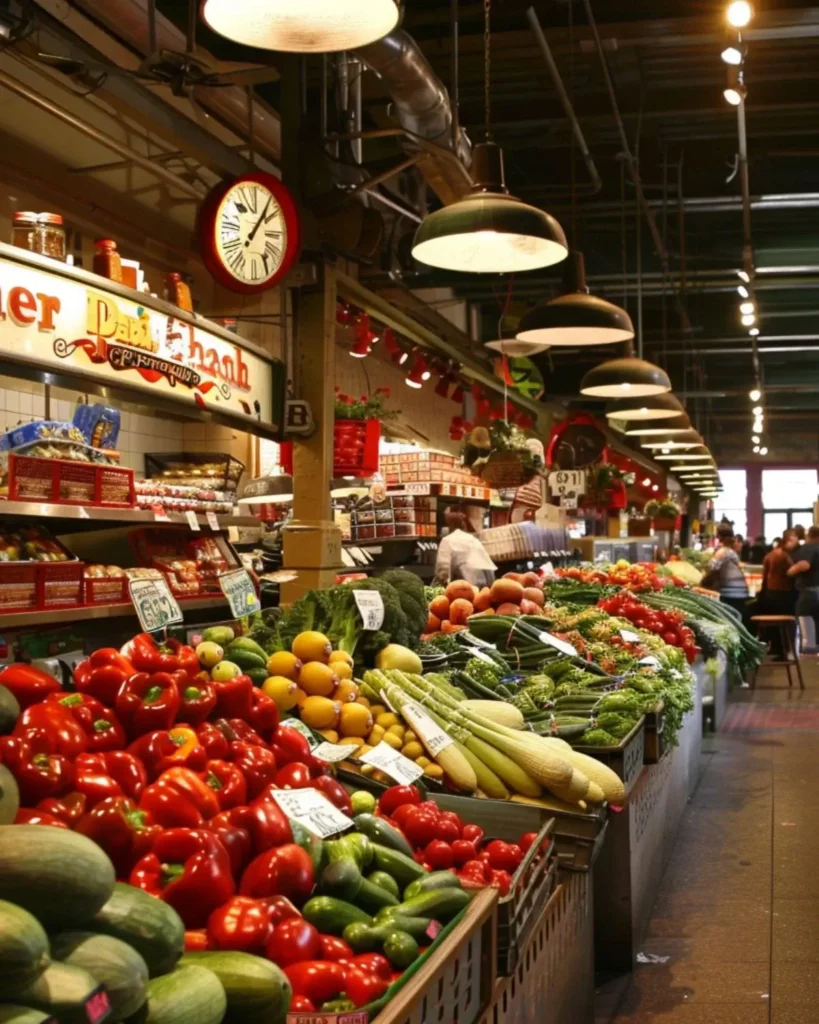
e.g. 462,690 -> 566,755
200,172 -> 300,294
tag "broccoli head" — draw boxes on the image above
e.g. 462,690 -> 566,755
320,578 -> 409,661
379,569 -> 428,638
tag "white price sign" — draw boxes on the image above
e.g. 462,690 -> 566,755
353,590 -> 384,630
548,470 -> 586,498
539,631 -> 578,657
206,510 -> 221,531
185,509 -> 201,532
639,656 -> 660,669
401,701 -> 453,757
560,495 -> 577,510
219,568 -> 261,618
620,629 -> 641,643
151,502 -> 171,522
360,741 -> 424,784
271,788 -> 354,839
282,718 -> 319,751
127,571 -> 183,633
313,741 -> 355,763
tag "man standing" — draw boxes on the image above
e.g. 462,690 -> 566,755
761,529 -> 798,657
787,525 -> 819,652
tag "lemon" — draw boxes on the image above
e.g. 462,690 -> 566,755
262,675 -> 299,711
318,729 -> 339,743
292,631 -> 332,664
266,651 -> 302,680
368,704 -> 386,718
401,741 -> 424,760
332,662 -> 354,681
338,702 -> 374,738
329,650 -> 354,667
375,713 -> 399,729
424,763 -> 445,779
368,724 -> 386,745
334,678 -> 359,704
381,731 -> 403,750
293,687 -> 308,706
301,695 -> 341,730
403,729 -> 417,744
416,756 -> 431,768
299,661 -> 338,697
356,696 -> 371,708
386,724 -> 405,740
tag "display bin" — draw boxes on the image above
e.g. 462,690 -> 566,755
39,560 -> 85,610
144,452 -> 245,493
550,808 -> 609,873
573,717 -> 645,795
0,561 -> 38,612
478,872 -> 595,1024
4,454 -> 135,508
432,795 -> 557,975
84,574 -> 127,606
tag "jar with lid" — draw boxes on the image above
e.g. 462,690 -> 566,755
93,239 -> 123,283
165,272 -> 193,313
12,212 -> 39,253
37,214 -> 66,261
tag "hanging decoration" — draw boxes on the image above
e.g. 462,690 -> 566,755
493,354 -> 545,400
545,412 -> 607,469
461,420 -> 545,488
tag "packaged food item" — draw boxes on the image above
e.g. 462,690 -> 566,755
93,238 -> 123,283
0,526 -> 69,562
165,271 -> 193,312
0,422 -> 84,451
73,403 -> 121,450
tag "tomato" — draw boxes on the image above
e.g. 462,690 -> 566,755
461,823 -> 484,847
378,785 -> 421,818
507,843 -> 524,869
424,839 -> 454,870
289,995 -> 316,1012
345,968 -> 390,1008
239,844 -> 315,904
484,839 -> 519,873
350,953 -> 392,980
434,818 -> 461,844
284,961 -> 346,1003
519,832 -> 538,854
489,869 -> 512,896
451,839 -> 477,867
662,631 -> 680,647
438,810 -> 463,834
320,935 -> 354,962
265,917 -> 322,967
390,803 -> 419,831
402,808 -> 440,849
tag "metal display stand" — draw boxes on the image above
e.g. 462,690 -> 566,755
592,668 -> 703,973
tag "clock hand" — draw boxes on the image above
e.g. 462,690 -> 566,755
245,196 -> 272,247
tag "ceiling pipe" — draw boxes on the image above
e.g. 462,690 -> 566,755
736,96 -> 761,381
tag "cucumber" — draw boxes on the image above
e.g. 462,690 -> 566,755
0,901 -> 50,996
0,827 -> 115,930
370,911 -> 432,940
366,871 -> 400,899
12,962 -> 103,1024
394,888 -> 471,922
222,647 -> 267,672
352,814 -> 414,859
325,834 -> 372,871
130,965 -> 226,1024
226,637 -> 269,661
383,931 -> 420,969
343,922 -> 421,957
403,871 -> 462,900
0,1007 -> 55,1024
369,844 -> 425,889
246,667 -> 269,688
0,684 -> 20,734
0,766 -> 20,826
318,861 -> 398,914
301,896 -> 372,936
179,952 -> 290,1024
90,882 -> 184,978
288,824 -> 326,876
202,626 -> 235,647
49,932 -> 148,1020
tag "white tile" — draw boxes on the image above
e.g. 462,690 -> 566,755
0,390 -> 6,412
32,396 -> 45,418
120,411 -> 130,431
18,393 -> 32,416
6,392 -> 20,414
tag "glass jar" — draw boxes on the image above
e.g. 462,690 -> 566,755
12,212 -> 40,253
93,238 -> 123,283
37,213 -> 66,261
165,271 -> 193,313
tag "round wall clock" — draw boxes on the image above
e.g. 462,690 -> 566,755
198,171 -> 301,294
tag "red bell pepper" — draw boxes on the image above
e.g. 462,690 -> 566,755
178,676 -> 216,726
46,692 -> 125,752
0,734 -> 74,803
14,807 -> 70,828
163,637 -> 200,681
129,827 -> 235,928
127,728 -> 207,781
207,896 -> 272,954
207,815 -> 252,878
116,671 -> 182,738
239,844 -> 315,905
265,918 -> 322,967
211,795 -> 292,859
184,930 -> 210,952
13,701 -> 88,758
36,791 -> 87,827
121,633 -> 183,675
258,895 -> 301,927
73,649 -> 136,706
139,766 -> 221,828
284,962 -> 346,1004
229,742 -> 277,799
345,967 -> 390,1008
309,776 -> 353,814
226,720 -> 267,748
74,751 -> 147,807
270,724 -> 312,766
196,722 -> 230,760
321,935 -> 355,963
247,689 -> 279,740
201,760 -> 247,811
211,673 -> 253,720
76,796 -> 161,876
273,762 -> 311,790
0,663 -> 61,710
378,784 -> 421,819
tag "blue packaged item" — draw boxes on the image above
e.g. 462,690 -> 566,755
73,404 -> 121,450
0,421 -> 84,451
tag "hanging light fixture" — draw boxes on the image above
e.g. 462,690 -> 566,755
581,357 -> 671,398
625,413 -> 692,436
654,447 -> 713,461
485,315 -> 550,356
514,252 -> 634,346
640,429 -> 703,450
412,0 -> 567,274
724,66 -> 747,105
202,0 -> 399,52
605,392 -> 685,420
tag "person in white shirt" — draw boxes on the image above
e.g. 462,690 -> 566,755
434,506 -> 497,588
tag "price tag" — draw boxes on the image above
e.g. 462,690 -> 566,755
401,701 -> 453,756
206,510 -> 221,531
406,482 -> 431,495
539,631 -> 578,657
270,788 -> 354,839
219,568 -> 261,618
360,741 -> 424,784
287,1012 -> 368,1024
185,509 -> 201,532
639,656 -> 660,669
282,717 -> 319,750
152,502 -> 170,522
560,495 -> 576,510
620,629 -> 641,643
313,741 -> 356,763
127,572 -> 183,633
353,590 -> 384,630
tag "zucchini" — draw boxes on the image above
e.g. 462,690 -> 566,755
0,1007 -> 55,1024
383,931 -> 420,969
318,861 -> 398,914
12,962 -> 104,1024
352,814 -> 414,859
0,684 -> 20,735
343,922 -> 421,959
130,965 -> 226,1024
366,871 -> 400,899
201,626 -> 235,647
301,896 -> 372,936
369,844 -> 425,889
394,888 -> 471,923
225,637 -> 269,661
179,952 -> 290,1024
49,932 -> 148,1021
90,882 -> 184,978
0,766 -> 19,826
0,827 -> 115,930
245,667 -> 269,687
0,901 -> 50,997
370,911 -> 433,940
402,871 -> 462,900
325,834 -> 372,871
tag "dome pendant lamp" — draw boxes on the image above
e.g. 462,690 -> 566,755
516,252 -> 634,346
202,0 -> 399,52
604,393 -> 685,421
625,413 -> 691,436
581,356 -> 671,398
411,0 -> 567,275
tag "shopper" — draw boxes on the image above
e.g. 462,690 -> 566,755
761,529 -> 799,657
435,506 -> 496,588
794,524 -> 806,545
787,525 -> 819,651
750,535 -> 768,563
702,526 -> 750,621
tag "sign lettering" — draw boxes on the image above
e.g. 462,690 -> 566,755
219,568 -> 261,618
127,571 -> 183,633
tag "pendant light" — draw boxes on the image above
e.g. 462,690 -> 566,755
202,0 -> 399,52
625,413 -> 691,436
605,393 -> 685,421
655,449 -> 713,462
640,429 -> 703,451
516,252 -> 634,346
485,315 -> 550,356
411,0 -> 567,274
581,357 -> 671,398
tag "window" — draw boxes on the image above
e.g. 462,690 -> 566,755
762,469 -> 818,511
713,468 -> 747,538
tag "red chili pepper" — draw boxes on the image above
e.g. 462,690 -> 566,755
424,840 -> 454,871
178,676 -> 216,726
116,672 -> 183,739
308,776 -> 353,814
163,637 -> 200,681
344,967 -> 390,1008
13,702 -> 88,758
14,807 -> 70,828
0,734 -> 74,803
0,663 -> 61,710
207,896 -> 272,954
321,935 -> 354,963
247,689 -> 279,741
349,954 -> 391,980
36,791 -> 87,827
73,649 -> 136,706
121,633 -> 182,674
196,722 -> 230,760
127,728 -> 207,781
201,760 -> 247,811
229,742 -> 278,799
139,766 -> 220,828
239,844 -> 315,905
265,917 -> 322,967
211,674 -> 253,720
184,930 -> 210,952
284,962 -> 346,1004
273,762 -> 311,790
270,724 -> 312,765
47,692 -> 126,753
378,784 -> 421,819
76,796 -> 161,876
74,751 -> 147,807
129,827 -> 235,928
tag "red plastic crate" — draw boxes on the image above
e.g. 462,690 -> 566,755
58,462 -> 96,505
85,575 -> 127,606
279,419 -> 381,478
0,562 -> 38,613
6,455 -> 135,508
8,455 -> 56,502
97,466 -> 135,507
39,561 -> 85,610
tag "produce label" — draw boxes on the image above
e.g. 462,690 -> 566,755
361,740 -> 424,784
620,629 -> 641,643
353,590 -> 385,630
219,568 -> 261,618
401,700 -> 454,756
185,509 -> 200,531
288,1013 -> 368,1024
282,717 -> 319,750
312,741 -> 355,763
127,571 -> 183,633
639,656 -> 660,668
270,788 -> 354,839
206,510 -> 221,531
538,631 -> 578,657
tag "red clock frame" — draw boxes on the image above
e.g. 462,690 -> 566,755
198,171 -> 301,295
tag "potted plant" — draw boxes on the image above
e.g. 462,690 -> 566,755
649,497 -> 680,531
462,419 -> 543,487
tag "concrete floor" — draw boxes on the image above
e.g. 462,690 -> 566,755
596,659 -> 819,1024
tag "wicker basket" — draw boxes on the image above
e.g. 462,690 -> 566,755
477,451 -> 537,488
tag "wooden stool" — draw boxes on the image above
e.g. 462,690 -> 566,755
750,615 -> 805,690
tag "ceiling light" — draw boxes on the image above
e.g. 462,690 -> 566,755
202,0 -> 399,50
625,413 -> 692,435
752,405 -> 763,415
738,270 -> 750,282
349,335 -> 371,358
605,392 -> 685,420
739,301 -> 755,315
727,1 -> 752,27
580,357 -> 671,398
515,252 -> 634,347
485,337 -> 550,357
641,429 -> 703,450
753,445 -> 760,453
641,477 -> 652,486
721,44 -> 744,65
724,66 -> 747,105
749,388 -> 761,401
405,352 -> 427,389
752,434 -> 760,443
737,285 -> 749,298
656,451 -> 713,463
662,448 -> 670,455
412,143 -> 567,273
741,313 -> 756,326
749,327 -> 760,336
651,484 -> 659,492
669,464 -> 715,473
760,447 -> 768,455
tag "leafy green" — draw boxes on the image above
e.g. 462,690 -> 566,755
578,727 -> 619,747
464,656 -> 503,689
